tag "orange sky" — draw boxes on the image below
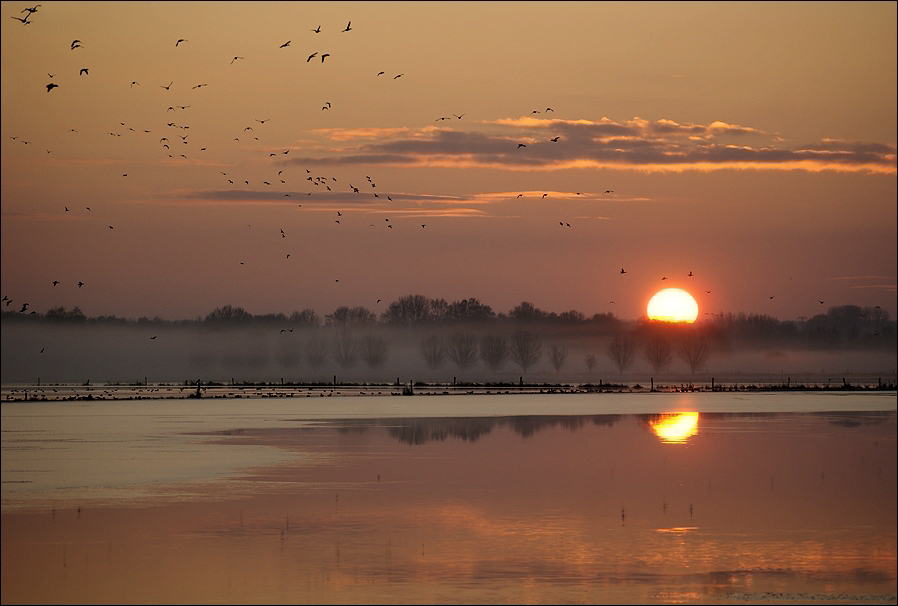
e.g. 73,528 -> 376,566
2,1 -> 895,321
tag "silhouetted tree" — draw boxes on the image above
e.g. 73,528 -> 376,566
508,301 -> 549,323
445,298 -> 496,322
607,333 -> 637,373
380,294 -> 432,325
419,334 -> 447,369
678,335 -> 710,373
558,310 -> 586,323
275,337 -> 301,369
359,335 -> 388,368
333,330 -> 358,367
585,353 -> 598,374
447,332 -> 478,370
44,306 -> 87,323
204,305 -> 252,324
509,330 -> 542,372
644,335 -> 673,373
289,309 -> 320,326
480,335 -> 509,371
305,330 -> 328,367
549,343 -> 568,372
326,306 -> 376,327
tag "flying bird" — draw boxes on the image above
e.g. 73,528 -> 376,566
546,107 -> 554,112
176,39 -> 187,46
53,280 -> 59,287
453,113 -> 465,119
20,303 -> 29,313
687,271 -> 694,277
280,40 -> 291,48
71,40 -> 82,50
620,268 -> 626,274
321,53 -> 330,62
377,71 -> 384,76
131,81 -> 139,87
161,81 -> 173,90
542,193 -> 548,198
550,136 -> 560,142
342,21 -> 352,32
46,82 -> 58,92
307,52 -> 317,62
604,190 -> 614,194
231,56 -> 243,64
517,143 -> 526,148
393,73 -> 403,79
78,281 -> 84,287
312,25 -> 321,33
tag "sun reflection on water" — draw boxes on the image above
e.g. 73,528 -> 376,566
649,412 -> 699,444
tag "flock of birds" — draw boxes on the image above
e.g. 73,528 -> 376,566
5,4 -> 878,337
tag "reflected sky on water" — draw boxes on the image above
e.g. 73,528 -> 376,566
2,396 -> 896,604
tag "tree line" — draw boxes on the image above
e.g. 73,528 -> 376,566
1,296 -> 893,351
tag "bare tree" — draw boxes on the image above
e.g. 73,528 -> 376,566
447,332 -> 478,370
333,330 -> 358,368
359,334 -> 388,368
305,330 -> 328,367
509,330 -> 542,373
643,335 -> 673,373
480,334 -> 509,371
419,334 -> 447,369
678,335 -> 710,374
585,353 -> 597,374
275,337 -> 301,369
549,343 -> 568,373
607,333 -> 637,373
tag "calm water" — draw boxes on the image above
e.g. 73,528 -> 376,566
2,392 -> 896,604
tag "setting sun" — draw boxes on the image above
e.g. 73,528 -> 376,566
647,288 -> 699,323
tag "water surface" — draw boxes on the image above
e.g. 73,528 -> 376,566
2,393 -> 896,603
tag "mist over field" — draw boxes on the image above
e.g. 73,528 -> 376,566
2,298 -> 895,385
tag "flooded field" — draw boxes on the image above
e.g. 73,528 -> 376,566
2,392 -> 896,604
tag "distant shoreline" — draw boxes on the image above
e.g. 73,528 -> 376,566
3,379 -> 896,402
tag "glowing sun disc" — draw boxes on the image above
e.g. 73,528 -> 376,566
647,288 -> 698,323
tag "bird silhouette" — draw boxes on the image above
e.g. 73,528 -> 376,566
151,336 -> 157,340
20,303 -> 29,313
661,276 -> 667,280
620,268 -> 626,274
312,25 -> 321,33
280,40 -> 291,48
307,52 -> 317,62
377,71 -> 385,76
131,81 -> 139,87
11,15 -> 29,24
53,280 -> 59,287
161,81 -> 172,90
517,143 -> 526,148
231,56 -> 243,64
393,73 -> 403,79
687,271 -> 694,276
176,39 -> 187,46
46,82 -> 58,92
604,190 -> 614,194
546,107 -> 554,112
819,300 -> 825,304
550,136 -> 560,142
342,21 -> 352,32
71,40 -> 82,50
542,193 -> 548,198
321,53 -> 330,62
78,281 -> 84,288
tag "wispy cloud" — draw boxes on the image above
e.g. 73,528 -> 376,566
282,116 -> 895,174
